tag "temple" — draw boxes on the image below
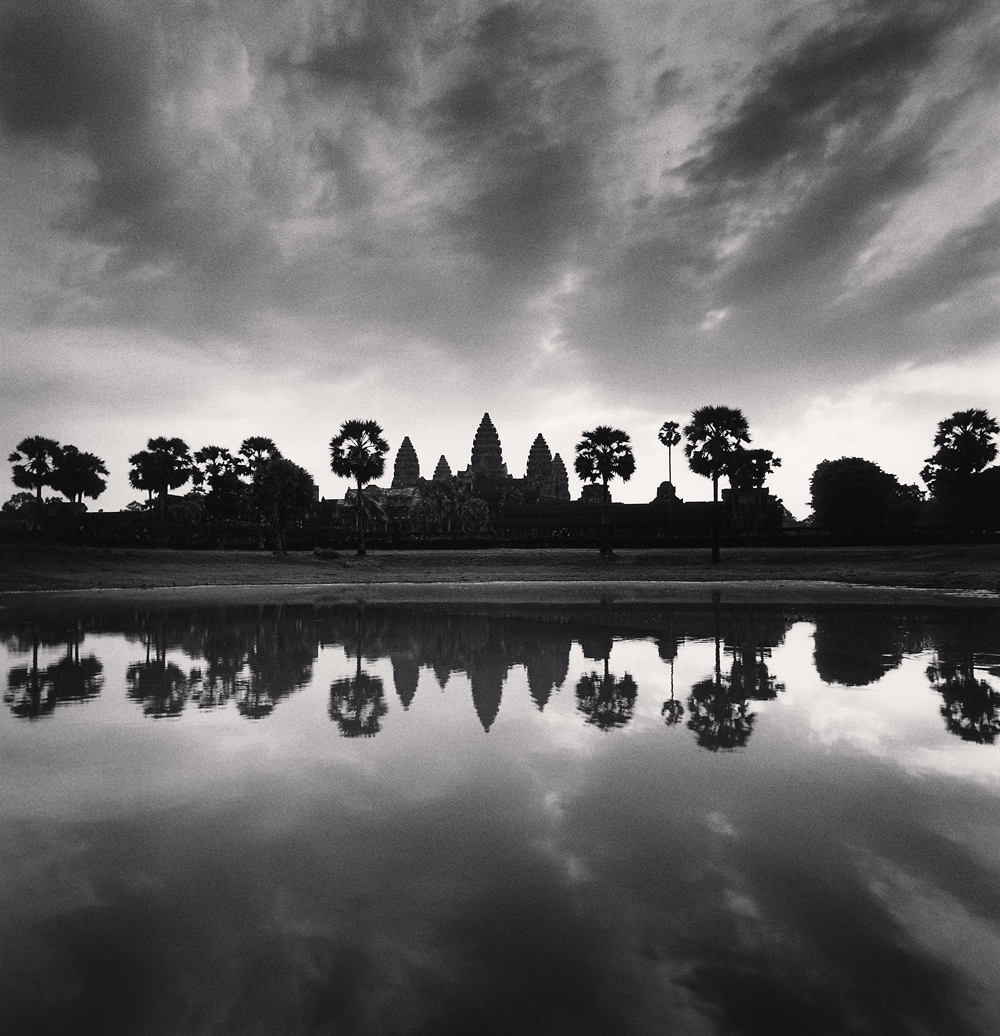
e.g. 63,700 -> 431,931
318,411 -> 783,541
391,437 -> 420,491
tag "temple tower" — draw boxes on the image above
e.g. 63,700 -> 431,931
525,433 -> 553,487
469,413 -> 507,475
391,436 -> 420,490
433,455 -> 453,481
550,453 -> 571,502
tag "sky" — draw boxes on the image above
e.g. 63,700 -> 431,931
1,0 -> 999,518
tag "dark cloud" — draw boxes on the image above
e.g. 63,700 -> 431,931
424,1 -> 615,283
651,67 -> 682,108
563,0 -> 995,392
271,0 -> 429,110
685,0 -> 978,189
0,0 -> 164,217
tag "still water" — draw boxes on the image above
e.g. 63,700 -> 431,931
2,598 -> 999,1036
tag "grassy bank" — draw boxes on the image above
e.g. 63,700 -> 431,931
2,542 -> 999,594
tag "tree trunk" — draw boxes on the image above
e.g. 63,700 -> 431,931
600,477 -> 611,556
356,476 -> 366,556
711,474 -> 721,564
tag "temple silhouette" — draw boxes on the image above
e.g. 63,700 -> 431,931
325,412 -> 784,539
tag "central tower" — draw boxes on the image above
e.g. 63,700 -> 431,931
469,413 -> 507,476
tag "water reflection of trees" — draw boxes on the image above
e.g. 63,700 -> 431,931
4,602 -> 999,747
925,615 -> 1000,744
4,622 -> 104,719
126,618 -> 195,718
576,656 -> 638,732
681,605 -> 791,751
329,606 -> 388,737
123,607 -> 318,719
812,611 -> 923,687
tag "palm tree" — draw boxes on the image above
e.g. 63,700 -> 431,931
921,409 -> 999,534
574,426 -> 636,556
239,437 -> 283,547
128,437 -> 194,530
329,420 -> 390,556
8,436 -> 60,527
193,446 -> 246,546
683,406 -> 750,564
50,445 -> 109,507
658,419 -> 681,530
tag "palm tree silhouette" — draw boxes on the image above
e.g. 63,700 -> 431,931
658,420 -> 681,530
239,437 -> 283,547
683,406 -> 750,563
922,409 -> 999,535
50,445 -> 109,507
8,435 -> 60,528
128,437 -> 194,534
330,420 -> 390,556
574,426 -> 636,556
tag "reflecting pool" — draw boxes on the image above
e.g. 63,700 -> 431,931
2,598 -> 1000,1035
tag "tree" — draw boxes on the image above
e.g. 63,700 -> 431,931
329,420 -> 390,556
239,437 -> 283,547
254,456 -> 316,554
50,445 -> 108,506
193,446 -> 246,546
922,409 -> 999,532
1,492 -> 35,518
128,437 -> 194,528
574,426 -> 636,556
8,435 -> 60,527
658,419 -> 681,529
726,447 -> 782,528
683,406 -> 750,563
810,457 -> 922,528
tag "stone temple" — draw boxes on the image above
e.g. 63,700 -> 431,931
465,413 -> 507,476
391,436 -> 420,491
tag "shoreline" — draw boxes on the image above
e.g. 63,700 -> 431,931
3,578 -> 999,609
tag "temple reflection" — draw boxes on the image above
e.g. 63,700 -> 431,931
1,602 -> 998,747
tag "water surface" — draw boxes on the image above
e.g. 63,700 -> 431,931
2,599 -> 999,1035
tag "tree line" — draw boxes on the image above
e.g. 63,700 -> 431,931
5,407 -> 998,554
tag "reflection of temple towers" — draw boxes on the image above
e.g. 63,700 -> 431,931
468,638 -> 506,732
526,637 -> 571,711
391,655 -> 419,709
391,437 -> 420,490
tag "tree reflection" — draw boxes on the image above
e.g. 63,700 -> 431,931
687,676 -> 755,751
576,653 -> 638,732
660,656 -> 684,727
126,614 -> 196,718
813,611 -> 908,687
687,599 -> 756,751
5,624 -> 103,719
927,627 -> 1000,744
329,606 -> 387,737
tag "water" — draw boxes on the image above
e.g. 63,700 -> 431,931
1,598 -> 999,1036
